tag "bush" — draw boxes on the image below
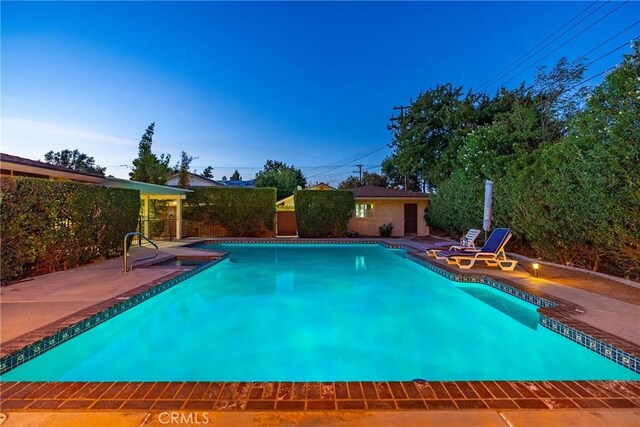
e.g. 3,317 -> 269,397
0,176 -> 140,281
379,223 -> 394,237
183,187 -> 276,237
295,190 -> 354,237
425,170 -> 484,236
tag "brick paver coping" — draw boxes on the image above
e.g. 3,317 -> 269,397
1,380 -> 640,411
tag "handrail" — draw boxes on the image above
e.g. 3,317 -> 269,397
123,232 -> 159,272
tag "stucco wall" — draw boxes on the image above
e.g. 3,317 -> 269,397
347,198 -> 429,237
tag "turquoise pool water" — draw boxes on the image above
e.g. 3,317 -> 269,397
3,244 -> 638,381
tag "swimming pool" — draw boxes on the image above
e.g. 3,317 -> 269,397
2,244 -> 638,381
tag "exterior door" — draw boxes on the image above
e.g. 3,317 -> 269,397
404,203 -> 418,235
277,211 -> 297,236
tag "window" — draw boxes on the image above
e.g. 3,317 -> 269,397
355,203 -> 374,218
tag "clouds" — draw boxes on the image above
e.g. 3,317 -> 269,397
1,116 -> 138,178
2,117 -> 138,147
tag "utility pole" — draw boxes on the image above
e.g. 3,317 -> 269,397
353,164 -> 364,183
390,105 -> 410,123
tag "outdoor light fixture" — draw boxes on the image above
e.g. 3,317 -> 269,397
532,262 -> 540,278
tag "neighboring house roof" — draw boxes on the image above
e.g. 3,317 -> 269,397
309,182 -> 336,191
352,186 -> 429,199
0,152 -> 105,184
219,179 -> 256,188
276,182 -> 336,205
104,177 -> 191,197
166,172 -> 225,188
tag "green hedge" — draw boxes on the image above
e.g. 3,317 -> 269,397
425,170 -> 484,236
183,187 -> 276,236
426,141 -> 640,279
295,190 -> 354,237
0,176 -> 140,281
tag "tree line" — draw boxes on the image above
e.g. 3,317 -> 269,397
384,44 -> 639,279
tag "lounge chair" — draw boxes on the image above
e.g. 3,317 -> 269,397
442,228 -> 518,271
426,228 -> 481,257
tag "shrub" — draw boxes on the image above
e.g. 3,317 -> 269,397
295,190 -> 354,237
0,176 -> 140,281
379,223 -> 394,237
183,187 -> 276,237
425,170 -> 484,236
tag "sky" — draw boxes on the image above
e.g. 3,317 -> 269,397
2,1 -> 638,186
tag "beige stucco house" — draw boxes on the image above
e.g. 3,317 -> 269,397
348,186 -> 429,237
275,182 -> 335,210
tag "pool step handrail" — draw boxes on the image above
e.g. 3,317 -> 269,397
123,232 -> 159,272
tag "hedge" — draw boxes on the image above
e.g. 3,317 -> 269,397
183,187 -> 276,237
0,176 -> 140,281
295,190 -> 354,237
426,141 -> 640,279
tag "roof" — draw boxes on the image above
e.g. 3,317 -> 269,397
276,183 -> 336,205
351,186 -> 429,199
166,172 -> 225,187
103,177 -> 192,196
219,179 -> 256,188
0,152 -> 106,183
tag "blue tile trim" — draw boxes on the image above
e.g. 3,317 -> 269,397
539,315 -> 640,374
404,252 -> 639,374
0,256 -> 227,375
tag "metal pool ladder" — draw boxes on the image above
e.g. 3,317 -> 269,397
123,232 -> 159,272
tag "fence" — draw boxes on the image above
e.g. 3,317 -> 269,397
182,220 -> 229,238
137,218 -> 177,242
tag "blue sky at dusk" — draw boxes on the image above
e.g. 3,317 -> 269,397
2,1 -> 638,185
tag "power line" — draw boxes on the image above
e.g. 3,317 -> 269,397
476,1 -> 607,93
580,37 -> 638,71
567,63 -> 619,92
495,1 -> 631,91
578,19 -> 640,60
305,144 -> 389,179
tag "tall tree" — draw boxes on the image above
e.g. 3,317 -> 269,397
230,169 -> 242,181
174,151 -> 197,188
254,160 -> 307,200
129,122 -> 172,184
381,155 -> 421,191
43,149 -> 106,176
201,166 -> 214,179
338,172 -> 389,189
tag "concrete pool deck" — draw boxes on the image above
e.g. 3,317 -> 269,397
0,238 -> 222,343
1,237 -> 639,425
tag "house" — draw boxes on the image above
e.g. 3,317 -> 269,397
275,182 -> 335,210
0,152 -> 106,184
275,183 -> 335,236
348,186 -> 429,237
0,153 -> 191,239
166,172 -> 225,188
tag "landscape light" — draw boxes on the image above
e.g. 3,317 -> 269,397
532,262 -> 540,278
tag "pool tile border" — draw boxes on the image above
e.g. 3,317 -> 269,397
1,380 -> 639,411
403,251 -> 640,374
0,256 -> 227,375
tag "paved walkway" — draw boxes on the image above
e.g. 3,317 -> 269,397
1,409 -> 639,426
0,238 -> 219,343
